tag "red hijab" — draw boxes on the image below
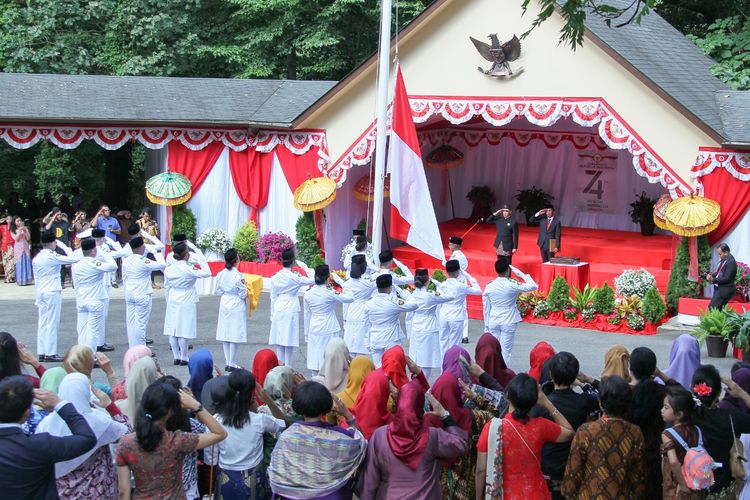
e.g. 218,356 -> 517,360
528,341 -> 555,382
386,379 -> 430,470
252,349 -> 279,398
424,373 -> 471,466
352,370 -> 392,440
475,333 -> 515,387
380,345 -> 409,388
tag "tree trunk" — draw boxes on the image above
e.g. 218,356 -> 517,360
103,143 -> 132,209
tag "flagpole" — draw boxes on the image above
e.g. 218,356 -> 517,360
370,0 -> 393,257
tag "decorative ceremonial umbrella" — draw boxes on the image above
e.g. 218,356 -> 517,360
426,145 -> 463,217
653,193 -> 672,230
145,171 -> 192,206
664,195 -> 720,237
353,172 -> 390,201
293,176 -> 337,212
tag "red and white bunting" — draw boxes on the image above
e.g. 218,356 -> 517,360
417,128 -> 608,151
691,147 -> 750,193
323,96 -> 692,197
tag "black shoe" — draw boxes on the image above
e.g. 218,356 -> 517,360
111,283 -> 119,288
97,344 -> 115,352
461,338 -> 470,344
188,344 -> 194,350
180,360 -> 188,366
225,365 -> 233,372
38,355 -> 47,362
45,354 -> 64,363
145,339 -> 154,345
174,359 -> 181,366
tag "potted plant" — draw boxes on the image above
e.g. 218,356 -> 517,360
514,186 -> 554,226
628,191 -> 657,236
613,268 -> 657,300
735,261 -> 750,302
466,186 -> 495,221
196,228 -> 232,261
731,311 -> 750,362
691,306 -> 734,357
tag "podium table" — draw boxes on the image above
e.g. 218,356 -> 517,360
540,262 -> 590,294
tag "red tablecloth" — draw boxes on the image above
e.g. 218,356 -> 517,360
539,262 -> 590,294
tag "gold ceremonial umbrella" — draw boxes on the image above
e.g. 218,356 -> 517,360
354,172 -> 390,201
664,195 -> 720,237
145,171 -> 192,206
293,176 -> 337,212
653,193 -> 672,230
426,145 -> 464,169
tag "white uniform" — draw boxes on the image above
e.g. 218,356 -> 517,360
342,276 -> 376,356
32,241 -> 80,356
72,254 -> 118,351
407,287 -> 452,369
96,238 -> 128,347
365,290 -> 418,367
448,249 -> 470,341
122,252 -> 166,347
122,230 -> 165,256
343,248 -> 379,277
483,266 -> 538,365
438,273 -> 482,356
303,279 -> 354,372
162,256 -> 211,342
268,264 -> 314,348
215,267 -> 248,343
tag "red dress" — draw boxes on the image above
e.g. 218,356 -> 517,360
478,415 -> 561,500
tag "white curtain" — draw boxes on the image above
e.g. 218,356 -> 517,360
258,153 -> 302,241
185,146 -> 251,243
712,206 -> 750,270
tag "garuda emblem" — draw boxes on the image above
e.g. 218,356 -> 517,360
469,34 -> 523,78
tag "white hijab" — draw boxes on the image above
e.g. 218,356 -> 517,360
116,356 -> 158,423
36,372 -> 128,478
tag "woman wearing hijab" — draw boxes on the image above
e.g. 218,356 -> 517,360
313,338 -> 351,394
115,356 -> 158,423
720,366 -> 750,413
475,333 -> 515,388
111,345 -> 153,401
663,334 -> 701,388
442,345 -> 472,384
352,370 -> 393,440
39,366 -> 67,394
425,373 -> 494,500
36,372 -> 129,499
380,345 -> 429,390
359,379 -> 468,500
601,345 -> 631,382
258,365 -> 298,420
338,356 -> 375,409
529,341 -> 555,382
215,248 -> 248,371
252,349 -> 280,392
187,348 -> 214,399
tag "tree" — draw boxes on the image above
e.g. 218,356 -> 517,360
689,16 -> 750,90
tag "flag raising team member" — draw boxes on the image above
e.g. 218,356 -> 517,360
435,260 -> 481,357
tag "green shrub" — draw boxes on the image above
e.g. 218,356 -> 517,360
607,313 -> 622,325
432,269 -> 446,282
295,213 -> 323,266
547,276 -> 570,311
563,309 -> 578,321
592,283 -> 615,315
626,313 -> 645,331
533,300 -> 551,318
170,205 -> 197,242
642,287 -> 667,324
233,221 -> 258,261
666,236 -> 712,311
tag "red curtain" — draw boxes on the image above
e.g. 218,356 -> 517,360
274,146 -> 322,192
167,141 -> 225,193
701,168 -> 750,245
228,148 -> 274,223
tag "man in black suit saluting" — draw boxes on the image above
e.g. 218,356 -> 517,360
532,205 -> 561,263
486,204 -> 519,264
707,243 -> 737,309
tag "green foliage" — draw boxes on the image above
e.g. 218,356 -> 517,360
514,186 -> 554,217
592,283 -> 616,315
628,191 -> 656,224
626,313 -> 645,331
731,311 -> 750,351
233,221 -> 258,262
533,300 -> 551,318
689,16 -> 750,90
641,287 -> 667,324
170,205 -> 197,242
563,309 -> 578,321
608,313 -> 623,325
570,284 -> 597,312
547,276 -> 571,312
692,306 -> 735,344
582,307 -> 596,323
432,269 -> 446,282
310,254 -> 326,268
295,213 -> 323,266
666,236 -> 712,310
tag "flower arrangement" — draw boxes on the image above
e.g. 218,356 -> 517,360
626,313 -> 645,331
582,307 -> 596,323
607,312 -> 622,325
614,268 -> 656,299
518,291 -> 545,316
256,232 -> 294,263
196,228 -> 232,255
563,308 -> 578,321
736,262 -> 750,298
615,296 -> 643,317
533,300 -> 551,318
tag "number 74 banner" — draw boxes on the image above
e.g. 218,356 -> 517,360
576,153 -> 618,214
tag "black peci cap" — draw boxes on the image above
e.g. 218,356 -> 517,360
351,254 -> 367,265
127,224 -> 140,236
41,230 -> 56,244
129,237 -> 144,249
81,238 -> 96,251
91,228 -> 105,238
172,233 -> 187,242
415,268 -> 429,277
376,273 -> 392,289
379,250 -> 393,264
353,229 -> 365,236
445,260 -> 460,273
449,236 -> 463,245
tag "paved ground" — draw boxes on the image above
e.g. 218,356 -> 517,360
0,281 -> 737,386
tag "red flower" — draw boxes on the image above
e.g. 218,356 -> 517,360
693,382 -> 712,397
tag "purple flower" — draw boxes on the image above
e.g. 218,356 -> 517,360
256,232 -> 294,263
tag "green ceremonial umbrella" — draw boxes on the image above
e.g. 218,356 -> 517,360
145,171 -> 192,206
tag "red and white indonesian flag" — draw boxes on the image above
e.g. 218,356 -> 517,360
388,67 -> 444,261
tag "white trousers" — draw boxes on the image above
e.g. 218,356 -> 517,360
275,345 -> 294,367
77,300 -> 105,352
36,292 -> 61,356
440,320 -> 465,358
371,348 -> 385,368
462,311 -> 469,339
489,323 -> 518,366
126,295 -> 153,348
96,297 -> 110,347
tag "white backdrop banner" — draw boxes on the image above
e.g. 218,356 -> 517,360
576,152 -> 618,214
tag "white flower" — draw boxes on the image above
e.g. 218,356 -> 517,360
197,228 -> 232,255
613,268 -> 656,299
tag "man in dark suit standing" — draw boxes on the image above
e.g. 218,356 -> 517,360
707,243 -> 737,309
0,376 -> 97,499
531,205 -> 562,263
486,204 -> 519,264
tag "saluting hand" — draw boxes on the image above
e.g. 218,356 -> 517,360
426,393 -> 447,417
